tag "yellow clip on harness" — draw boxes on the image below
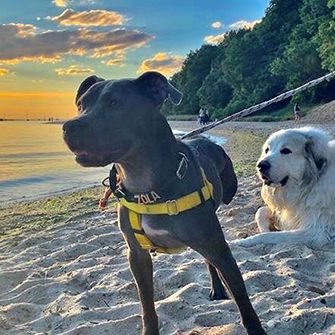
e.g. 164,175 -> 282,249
100,165 -> 214,254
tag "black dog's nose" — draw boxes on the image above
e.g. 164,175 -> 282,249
257,160 -> 271,172
63,119 -> 86,134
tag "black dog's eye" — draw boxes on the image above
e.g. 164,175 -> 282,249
110,99 -> 120,107
280,148 -> 292,155
265,147 -> 269,154
77,102 -> 83,113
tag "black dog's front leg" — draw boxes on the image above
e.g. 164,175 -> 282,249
128,247 -> 159,335
119,207 -> 159,335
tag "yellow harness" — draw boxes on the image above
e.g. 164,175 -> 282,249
100,167 -> 214,254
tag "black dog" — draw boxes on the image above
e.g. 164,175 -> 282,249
63,71 -> 266,335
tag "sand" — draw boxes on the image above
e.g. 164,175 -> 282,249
1,120 -> 335,335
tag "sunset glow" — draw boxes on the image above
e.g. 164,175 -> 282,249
0,0 -> 269,119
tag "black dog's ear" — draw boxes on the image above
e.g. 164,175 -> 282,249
136,71 -> 183,106
75,75 -> 104,105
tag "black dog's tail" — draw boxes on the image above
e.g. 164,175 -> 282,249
218,148 -> 238,204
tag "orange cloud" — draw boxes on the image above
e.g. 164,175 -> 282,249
0,68 -> 10,76
0,56 -> 62,65
53,0 -> 68,7
0,23 -> 153,64
138,52 -> 184,77
204,33 -> 225,45
104,58 -> 124,67
49,9 -> 125,26
229,19 -> 261,30
55,65 -> 95,75
52,0 -> 96,7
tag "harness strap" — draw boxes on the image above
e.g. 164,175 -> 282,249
122,168 -> 214,254
127,209 -> 186,254
119,169 -> 213,216
100,166 -> 214,254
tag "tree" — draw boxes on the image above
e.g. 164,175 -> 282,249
197,58 -> 233,112
270,0 -> 330,89
165,0 -> 335,117
167,45 -> 219,115
317,0 -> 335,70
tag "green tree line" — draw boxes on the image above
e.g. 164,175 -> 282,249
162,0 -> 335,118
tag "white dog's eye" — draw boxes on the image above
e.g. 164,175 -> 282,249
265,147 -> 269,154
280,148 -> 292,155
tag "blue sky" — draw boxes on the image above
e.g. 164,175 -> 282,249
0,0 -> 269,118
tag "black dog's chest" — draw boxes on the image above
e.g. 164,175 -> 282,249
140,214 -> 186,249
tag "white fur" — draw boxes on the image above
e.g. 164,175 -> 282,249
234,127 -> 335,248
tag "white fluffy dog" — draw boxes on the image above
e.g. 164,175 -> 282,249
235,127 -> 335,248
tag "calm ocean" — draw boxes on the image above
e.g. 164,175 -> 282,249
0,121 -> 108,204
0,122 -> 225,204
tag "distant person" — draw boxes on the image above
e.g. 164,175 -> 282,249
294,103 -> 301,121
198,107 -> 205,125
204,108 -> 210,124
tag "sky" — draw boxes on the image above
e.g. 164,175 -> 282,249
0,0 -> 270,119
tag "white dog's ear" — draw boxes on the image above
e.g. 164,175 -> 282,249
302,128 -> 330,173
305,141 -> 327,172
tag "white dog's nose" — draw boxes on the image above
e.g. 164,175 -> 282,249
257,160 -> 271,172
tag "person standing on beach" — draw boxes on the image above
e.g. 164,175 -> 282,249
205,108 -> 210,123
198,107 -> 205,125
294,102 -> 301,121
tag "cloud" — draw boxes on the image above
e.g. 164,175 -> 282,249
204,19 -> 261,44
204,33 -> 225,45
55,64 -> 95,75
53,0 -> 68,7
104,58 -> 124,66
211,21 -> 223,29
52,0 -> 96,6
229,19 -> 261,30
49,9 -> 125,26
102,52 -> 125,67
0,68 -> 10,76
0,23 -> 153,64
138,52 -> 184,77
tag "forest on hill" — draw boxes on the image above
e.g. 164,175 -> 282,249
162,0 -> 335,119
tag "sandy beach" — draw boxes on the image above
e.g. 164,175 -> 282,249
1,120 -> 335,335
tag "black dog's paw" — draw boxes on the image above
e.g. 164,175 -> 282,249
247,328 -> 267,335
209,287 -> 230,301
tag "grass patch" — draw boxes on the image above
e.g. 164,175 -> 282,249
233,161 -> 258,177
243,102 -> 320,122
0,187 -> 117,241
166,114 -> 197,121
208,128 -> 268,177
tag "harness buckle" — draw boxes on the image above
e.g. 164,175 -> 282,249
176,152 -> 189,180
114,188 -> 126,200
166,200 -> 179,215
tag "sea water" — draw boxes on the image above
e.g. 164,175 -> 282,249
0,122 -> 225,204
